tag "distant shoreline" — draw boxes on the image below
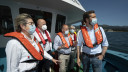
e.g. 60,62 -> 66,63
75,25 -> 128,32
100,25 -> 128,32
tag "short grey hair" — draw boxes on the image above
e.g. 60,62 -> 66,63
15,13 -> 32,32
70,25 -> 75,29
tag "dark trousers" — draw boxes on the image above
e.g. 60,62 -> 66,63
38,51 -> 52,72
82,53 -> 102,72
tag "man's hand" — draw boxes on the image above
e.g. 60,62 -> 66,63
77,58 -> 81,67
61,43 -> 66,48
58,43 -> 66,50
52,58 -> 61,65
97,46 -> 108,60
73,41 -> 77,46
97,55 -> 104,60
77,46 -> 81,67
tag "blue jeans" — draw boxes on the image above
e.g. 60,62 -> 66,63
82,53 -> 102,72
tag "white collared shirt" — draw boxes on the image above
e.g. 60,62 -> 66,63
33,29 -> 52,52
77,26 -> 109,54
70,34 -> 74,41
5,32 -> 53,72
70,34 -> 76,51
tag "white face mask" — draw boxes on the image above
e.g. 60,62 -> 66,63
65,30 -> 69,35
83,24 -> 86,26
91,18 -> 98,25
70,29 -> 74,33
42,25 -> 47,30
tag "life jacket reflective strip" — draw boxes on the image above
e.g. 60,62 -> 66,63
35,28 -> 51,45
45,30 -> 52,42
80,24 -> 103,48
4,32 -> 44,60
57,32 -> 73,48
94,24 -> 103,44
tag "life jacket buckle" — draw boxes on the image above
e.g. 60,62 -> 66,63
93,43 -> 97,47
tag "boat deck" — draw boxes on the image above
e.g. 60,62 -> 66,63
0,48 -> 128,72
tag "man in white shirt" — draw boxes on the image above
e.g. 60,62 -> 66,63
5,13 -> 58,72
77,10 -> 109,72
69,25 -> 77,71
33,19 -> 53,72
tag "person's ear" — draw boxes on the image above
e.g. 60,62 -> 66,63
37,24 -> 41,29
83,22 -> 86,25
86,18 -> 90,23
83,19 -> 86,22
85,18 -> 88,22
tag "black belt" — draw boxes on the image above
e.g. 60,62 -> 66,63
21,60 -> 38,63
22,60 -> 38,72
39,39 -> 48,44
82,52 -> 101,58
47,50 -> 51,53
59,53 -> 70,55
83,43 -> 97,47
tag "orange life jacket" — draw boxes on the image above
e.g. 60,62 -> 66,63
80,24 -> 103,48
35,28 -> 51,45
4,32 -> 44,60
57,32 -> 73,48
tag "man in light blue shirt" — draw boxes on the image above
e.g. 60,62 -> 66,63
54,24 -> 72,72
77,10 -> 109,72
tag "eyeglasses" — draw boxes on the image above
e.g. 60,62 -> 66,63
26,22 -> 35,25
70,28 -> 75,30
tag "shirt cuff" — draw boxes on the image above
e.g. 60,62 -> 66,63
44,51 -> 53,60
102,43 -> 109,47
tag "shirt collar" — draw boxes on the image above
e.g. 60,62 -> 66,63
86,25 -> 94,30
38,28 -> 45,34
21,32 -> 34,42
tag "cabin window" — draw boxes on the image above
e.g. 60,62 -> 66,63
19,8 -> 52,32
55,14 -> 66,33
0,5 -> 13,34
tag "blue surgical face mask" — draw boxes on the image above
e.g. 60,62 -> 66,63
65,30 -> 69,35
27,24 -> 36,35
91,18 -> 97,25
70,29 -> 74,33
